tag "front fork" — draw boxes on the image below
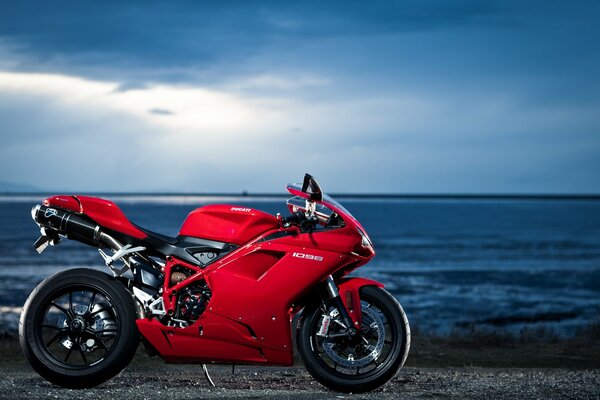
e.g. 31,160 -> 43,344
323,275 -> 385,331
324,276 -> 358,330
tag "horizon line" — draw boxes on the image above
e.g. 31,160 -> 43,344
2,191 -> 600,201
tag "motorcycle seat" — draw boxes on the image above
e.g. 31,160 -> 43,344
133,223 -> 234,267
133,224 -> 179,245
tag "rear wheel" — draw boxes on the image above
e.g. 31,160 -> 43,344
298,286 -> 410,393
19,268 -> 139,388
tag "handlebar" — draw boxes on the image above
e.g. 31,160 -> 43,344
281,211 -> 320,230
281,211 -> 305,226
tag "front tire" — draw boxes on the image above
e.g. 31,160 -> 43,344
19,268 -> 139,388
298,286 -> 410,393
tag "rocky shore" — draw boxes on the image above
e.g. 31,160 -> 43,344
1,334 -> 599,399
2,364 -> 599,400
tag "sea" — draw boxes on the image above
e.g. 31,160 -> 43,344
1,194 -> 599,337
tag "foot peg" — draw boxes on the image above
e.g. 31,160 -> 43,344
33,229 -> 60,254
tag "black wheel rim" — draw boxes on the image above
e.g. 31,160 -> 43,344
310,295 -> 399,377
35,285 -> 120,369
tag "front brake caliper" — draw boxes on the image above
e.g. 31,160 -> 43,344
316,314 -> 332,337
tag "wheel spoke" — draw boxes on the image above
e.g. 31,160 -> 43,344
64,344 -> 74,362
86,291 -> 97,314
46,331 -> 67,347
333,320 -> 348,329
95,338 -> 108,351
77,342 -> 88,364
42,324 -> 67,331
50,302 -> 70,316
85,327 -> 117,336
69,291 -> 74,315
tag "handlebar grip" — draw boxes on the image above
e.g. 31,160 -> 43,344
282,211 -> 304,226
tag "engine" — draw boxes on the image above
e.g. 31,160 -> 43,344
170,268 -> 211,326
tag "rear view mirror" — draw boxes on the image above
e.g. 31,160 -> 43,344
301,173 -> 323,201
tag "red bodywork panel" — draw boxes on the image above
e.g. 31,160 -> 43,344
136,228 -> 373,365
44,195 -> 147,239
337,277 -> 384,326
43,195 -> 81,213
179,205 -> 279,244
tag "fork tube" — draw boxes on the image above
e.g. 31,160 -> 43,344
324,276 -> 355,328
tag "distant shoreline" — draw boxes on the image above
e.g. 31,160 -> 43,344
1,192 -> 600,201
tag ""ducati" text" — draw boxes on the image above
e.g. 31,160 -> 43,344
230,207 -> 251,212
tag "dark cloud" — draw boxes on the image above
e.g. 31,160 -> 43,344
4,1 -> 595,79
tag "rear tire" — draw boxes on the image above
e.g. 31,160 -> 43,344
19,268 -> 139,388
298,286 -> 410,393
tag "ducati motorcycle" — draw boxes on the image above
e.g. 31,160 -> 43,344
20,174 -> 410,393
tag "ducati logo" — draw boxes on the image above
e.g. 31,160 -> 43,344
230,207 -> 251,212
293,252 -> 323,262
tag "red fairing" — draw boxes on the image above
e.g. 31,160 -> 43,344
179,204 -> 279,244
136,315 -> 273,364
337,277 -> 384,326
44,195 -> 81,213
45,195 -> 146,239
137,240 -> 358,365
75,196 -> 146,239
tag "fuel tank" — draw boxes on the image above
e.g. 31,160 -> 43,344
179,205 -> 279,245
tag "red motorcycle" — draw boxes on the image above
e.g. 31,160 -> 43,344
20,174 -> 410,393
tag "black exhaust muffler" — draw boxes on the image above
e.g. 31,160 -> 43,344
32,204 -> 101,247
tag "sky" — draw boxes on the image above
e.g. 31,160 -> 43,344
0,1 -> 598,193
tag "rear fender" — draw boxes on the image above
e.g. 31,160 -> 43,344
337,277 -> 384,327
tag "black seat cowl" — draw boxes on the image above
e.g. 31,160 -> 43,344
134,224 -> 179,245
130,224 -> 236,267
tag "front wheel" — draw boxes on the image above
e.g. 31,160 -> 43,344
19,268 -> 139,388
298,286 -> 410,393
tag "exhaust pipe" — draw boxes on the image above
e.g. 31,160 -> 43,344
32,204 -> 102,248
31,204 -> 163,291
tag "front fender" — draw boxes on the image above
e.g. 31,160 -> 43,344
337,277 -> 384,327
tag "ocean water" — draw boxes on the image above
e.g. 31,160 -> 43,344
1,195 -> 599,337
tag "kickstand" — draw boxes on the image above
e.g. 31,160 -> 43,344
202,364 -> 216,387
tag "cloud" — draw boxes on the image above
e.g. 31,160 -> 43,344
0,69 -> 420,191
0,70 -> 320,191
228,74 -> 330,91
2,1 -> 586,86
0,2 -> 599,193
1,67 -> 599,193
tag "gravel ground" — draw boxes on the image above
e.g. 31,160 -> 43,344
1,365 -> 599,400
